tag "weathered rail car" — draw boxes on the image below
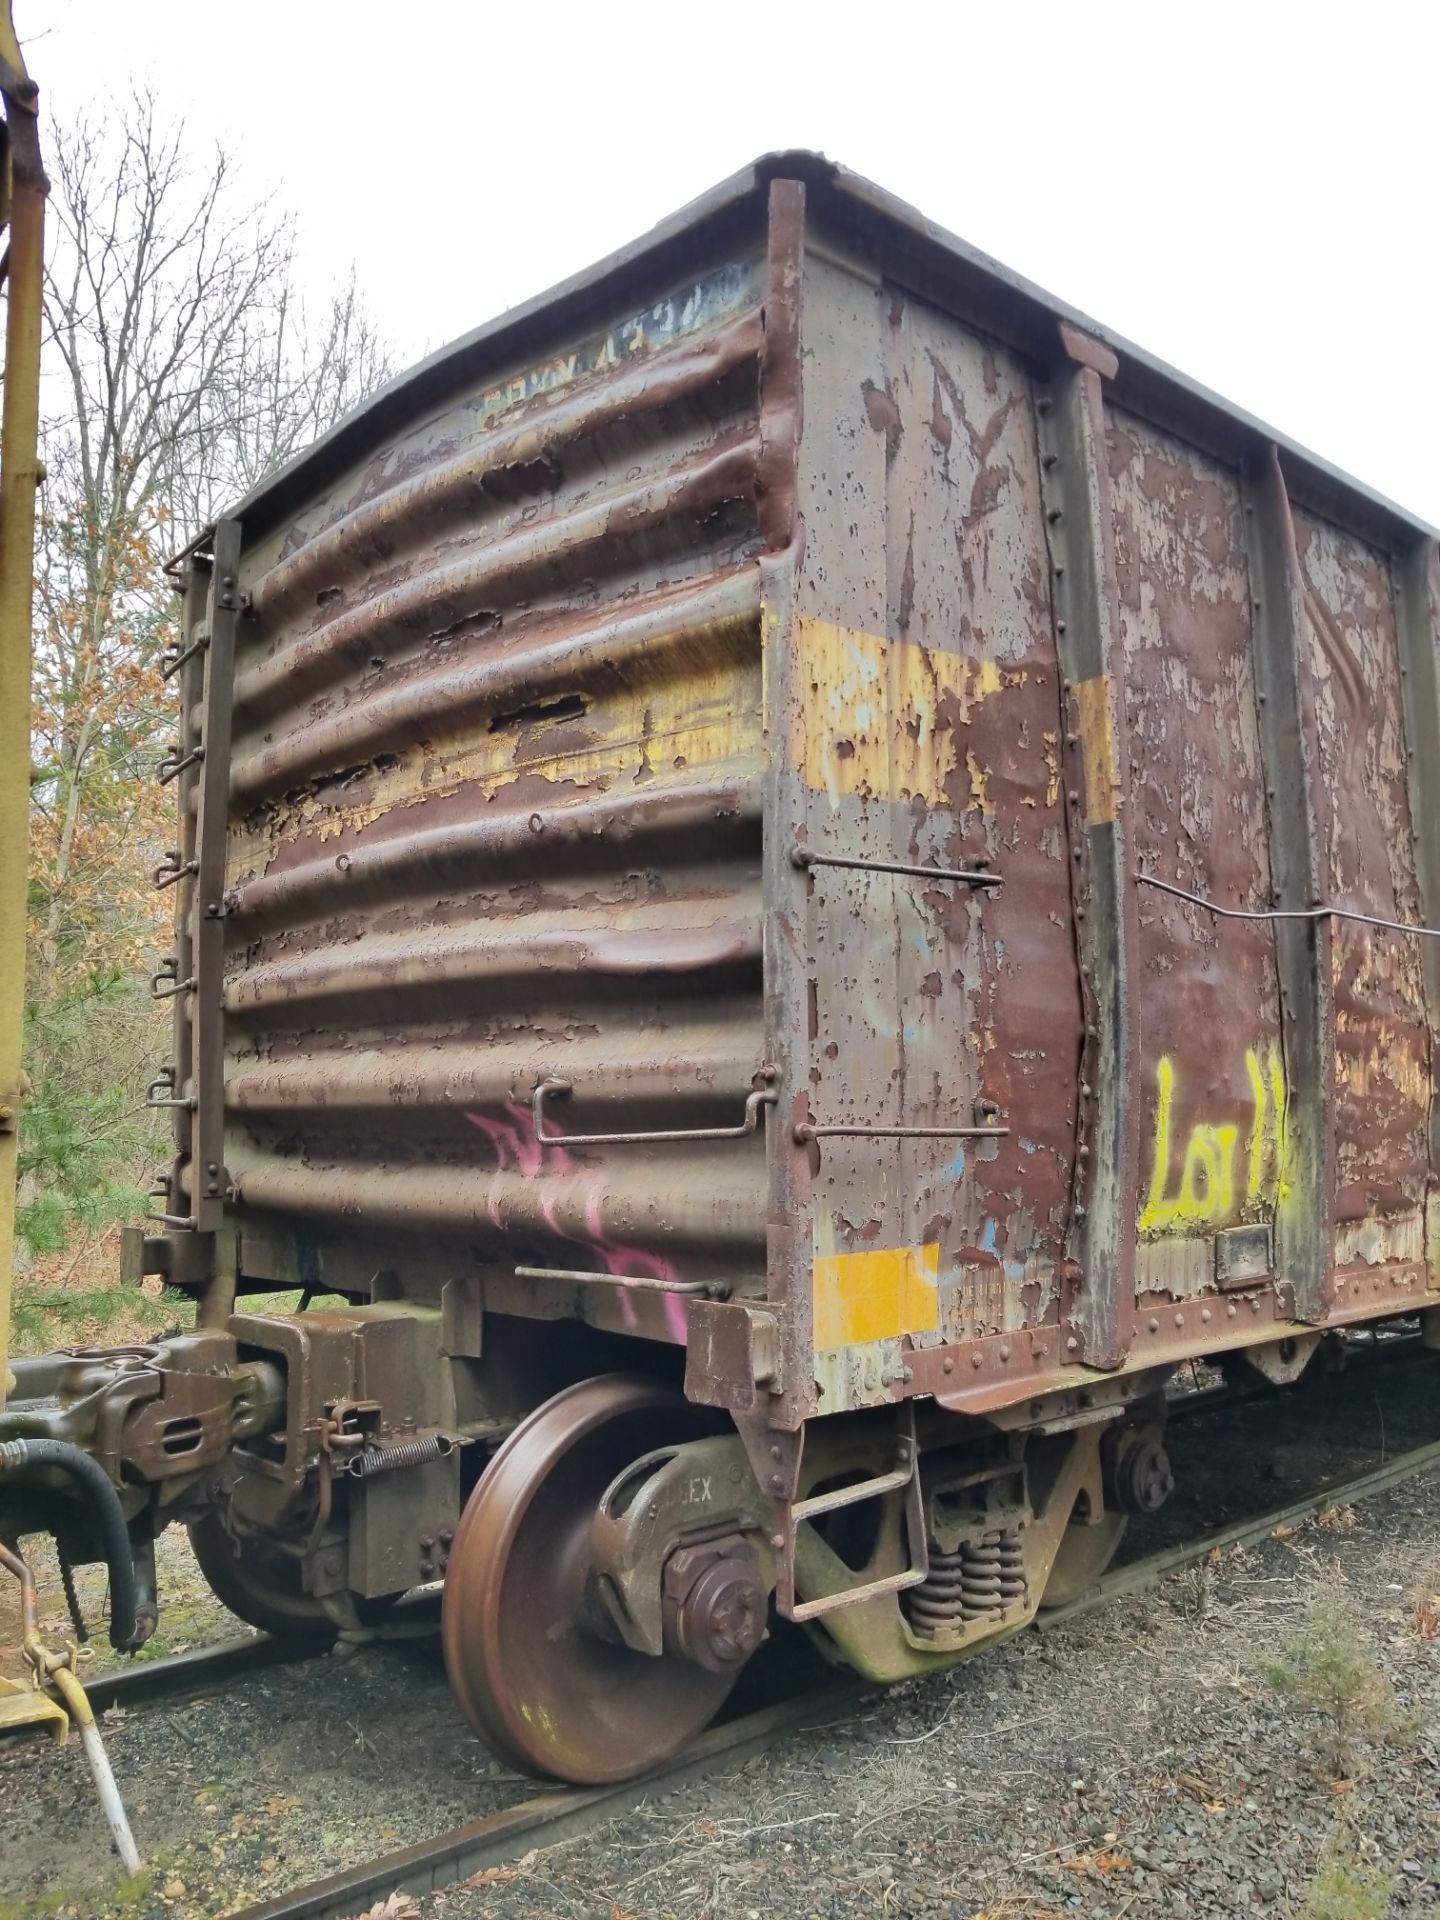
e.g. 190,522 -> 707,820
3,153 -> 1438,1785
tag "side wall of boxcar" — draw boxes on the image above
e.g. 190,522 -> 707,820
779,229 -> 1084,1417
780,190 -> 1440,1419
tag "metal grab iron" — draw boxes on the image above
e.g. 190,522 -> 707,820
156,742 -> 204,786
514,1263 -> 725,1297
1136,868 -> 1440,941
791,844 -> 1002,889
531,1072 -> 777,1149
794,1119 -> 1010,1143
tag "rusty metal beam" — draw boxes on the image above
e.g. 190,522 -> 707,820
1242,448 -> 1334,1322
1394,538 -> 1440,1290
1035,331 -> 1140,1371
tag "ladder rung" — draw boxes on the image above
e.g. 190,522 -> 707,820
792,1462 -> 913,1525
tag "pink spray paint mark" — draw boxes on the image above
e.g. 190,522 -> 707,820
461,1100 -> 683,1320
661,1290 -> 689,1344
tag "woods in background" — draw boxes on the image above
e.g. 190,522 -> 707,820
17,89 -> 391,1335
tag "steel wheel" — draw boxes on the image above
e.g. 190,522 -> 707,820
441,1374 -> 742,1784
189,1511 -> 336,1639
189,1513 -> 398,1639
1037,1512 -> 1127,1609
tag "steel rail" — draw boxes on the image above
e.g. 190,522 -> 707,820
78,1630 -> 316,1716
72,1589 -> 444,1715
230,1679 -> 875,1920
1040,1429 -> 1440,1627
224,1426 -> 1440,1920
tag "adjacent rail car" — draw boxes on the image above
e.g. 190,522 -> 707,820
3,154 -> 1438,1786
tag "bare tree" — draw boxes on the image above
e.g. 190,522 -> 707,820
204,264 -> 393,507
33,92 -> 291,964
20,88 -> 392,1275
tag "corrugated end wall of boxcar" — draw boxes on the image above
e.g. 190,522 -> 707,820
783,219 -> 1437,1416
222,247 -> 777,1335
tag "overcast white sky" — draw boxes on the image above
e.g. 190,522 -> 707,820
19,0 -> 1440,528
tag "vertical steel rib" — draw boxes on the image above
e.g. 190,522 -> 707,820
167,560 -> 210,1216
1243,448 -> 1334,1322
1394,537 -> 1440,1289
1036,333 -> 1140,1370
757,176 -> 809,1436
191,521 -> 242,1236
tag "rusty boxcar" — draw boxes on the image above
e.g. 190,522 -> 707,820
2,153 -> 1437,1785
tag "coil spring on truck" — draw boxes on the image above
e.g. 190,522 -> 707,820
906,1528 -> 1028,1637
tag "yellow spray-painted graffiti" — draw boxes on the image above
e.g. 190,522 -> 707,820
1139,1047 -> 1288,1236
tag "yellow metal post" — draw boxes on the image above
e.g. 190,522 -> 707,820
0,7 -> 47,1409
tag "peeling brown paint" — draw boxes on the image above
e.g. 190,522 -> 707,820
1296,510 -> 1430,1227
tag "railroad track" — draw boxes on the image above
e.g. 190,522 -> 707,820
224,1427 -> 1440,1920
77,1591 -> 442,1717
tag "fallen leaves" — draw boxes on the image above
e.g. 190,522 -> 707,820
1176,1769 -> 1226,1812
1064,1848 -> 1133,1873
339,1895 -> 420,1920
463,1848 -> 537,1889
1315,1503 -> 1357,1531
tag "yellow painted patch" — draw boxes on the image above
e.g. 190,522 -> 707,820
797,617 -> 1026,806
1043,729 -> 1062,808
229,612 -> 762,877
1072,673 -> 1119,826
812,1243 -> 940,1351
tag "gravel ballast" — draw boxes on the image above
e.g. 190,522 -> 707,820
0,1364 -> 1435,1919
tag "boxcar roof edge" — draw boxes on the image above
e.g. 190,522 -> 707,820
205,150 -> 1438,557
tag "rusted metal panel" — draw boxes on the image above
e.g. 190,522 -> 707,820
1292,508 -> 1430,1246
224,251 -> 773,1301
756,178 -> 812,1443
1106,414 -> 1285,1302
788,245 -> 904,1415
1241,450 -> 1334,1324
879,298 -> 1081,1351
1393,540 -> 1440,1289
227,156 -> 1434,567
787,256 -> 1085,1411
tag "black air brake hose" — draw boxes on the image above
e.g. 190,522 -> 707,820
0,1437 -> 139,1650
